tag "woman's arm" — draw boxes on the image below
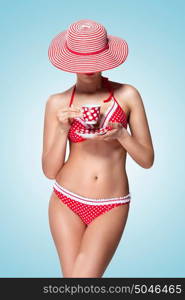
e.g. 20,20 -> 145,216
41,95 -> 69,179
117,85 -> 154,169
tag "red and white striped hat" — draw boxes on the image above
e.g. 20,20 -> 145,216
48,19 -> 128,73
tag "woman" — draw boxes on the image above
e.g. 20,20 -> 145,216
42,19 -> 154,278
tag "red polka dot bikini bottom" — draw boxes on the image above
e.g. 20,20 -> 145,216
53,181 -> 131,225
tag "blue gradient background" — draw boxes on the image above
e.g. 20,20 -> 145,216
0,0 -> 185,277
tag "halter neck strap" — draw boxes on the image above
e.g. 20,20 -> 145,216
102,77 -> 114,102
69,84 -> 76,107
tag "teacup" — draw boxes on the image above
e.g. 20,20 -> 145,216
81,104 -> 101,124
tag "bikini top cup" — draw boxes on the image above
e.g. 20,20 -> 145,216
68,76 -> 128,143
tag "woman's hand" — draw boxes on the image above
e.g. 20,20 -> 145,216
91,122 -> 130,142
56,104 -> 83,132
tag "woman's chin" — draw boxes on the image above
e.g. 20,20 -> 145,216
77,71 -> 101,79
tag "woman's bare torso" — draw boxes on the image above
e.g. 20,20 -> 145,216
55,80 -> 130,198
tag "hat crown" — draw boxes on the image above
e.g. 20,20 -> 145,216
66,19 -> 108,54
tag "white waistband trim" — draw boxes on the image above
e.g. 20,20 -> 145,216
53,181 -> 131,206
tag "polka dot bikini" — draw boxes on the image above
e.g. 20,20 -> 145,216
53,181 -> 131,225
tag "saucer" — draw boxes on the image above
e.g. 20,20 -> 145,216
75,126 -> 112,138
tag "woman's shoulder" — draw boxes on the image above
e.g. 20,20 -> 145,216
46,86 -> 73,109
111,79 -> 139,94
113,82 -> 141,103
111,80 -> 142,111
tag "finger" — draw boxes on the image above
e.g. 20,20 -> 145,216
58,112 -> 82,121
96,126 -> 115,136
68,111 -> 83,118
58,115 -> 69,123
58,112 -> 72,119
108,122 -> 116,126
60,105 -> 81,112
57,111 -> 67,120
97,132 -> 107,136
102,129 -> 117,137
96,130 -> 108,136
68,108 -> 82,112
71,104 -> 82,112
58,109 -> 80,116
108,122 -> 120,128
96,133 -> 109,138
63,117 -> 70,123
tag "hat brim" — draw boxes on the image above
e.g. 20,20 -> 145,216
48,30 -> 128,73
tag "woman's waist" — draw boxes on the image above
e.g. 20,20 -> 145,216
59,157 -> 127,179
55,162 -> 129,198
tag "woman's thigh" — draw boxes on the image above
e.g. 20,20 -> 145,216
48,191 -> 86,277
71,203 -> 130,278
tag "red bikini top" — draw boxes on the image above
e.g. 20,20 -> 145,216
68,76 -> 128,143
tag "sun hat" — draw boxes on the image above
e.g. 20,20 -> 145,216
48,19 -> 128,73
